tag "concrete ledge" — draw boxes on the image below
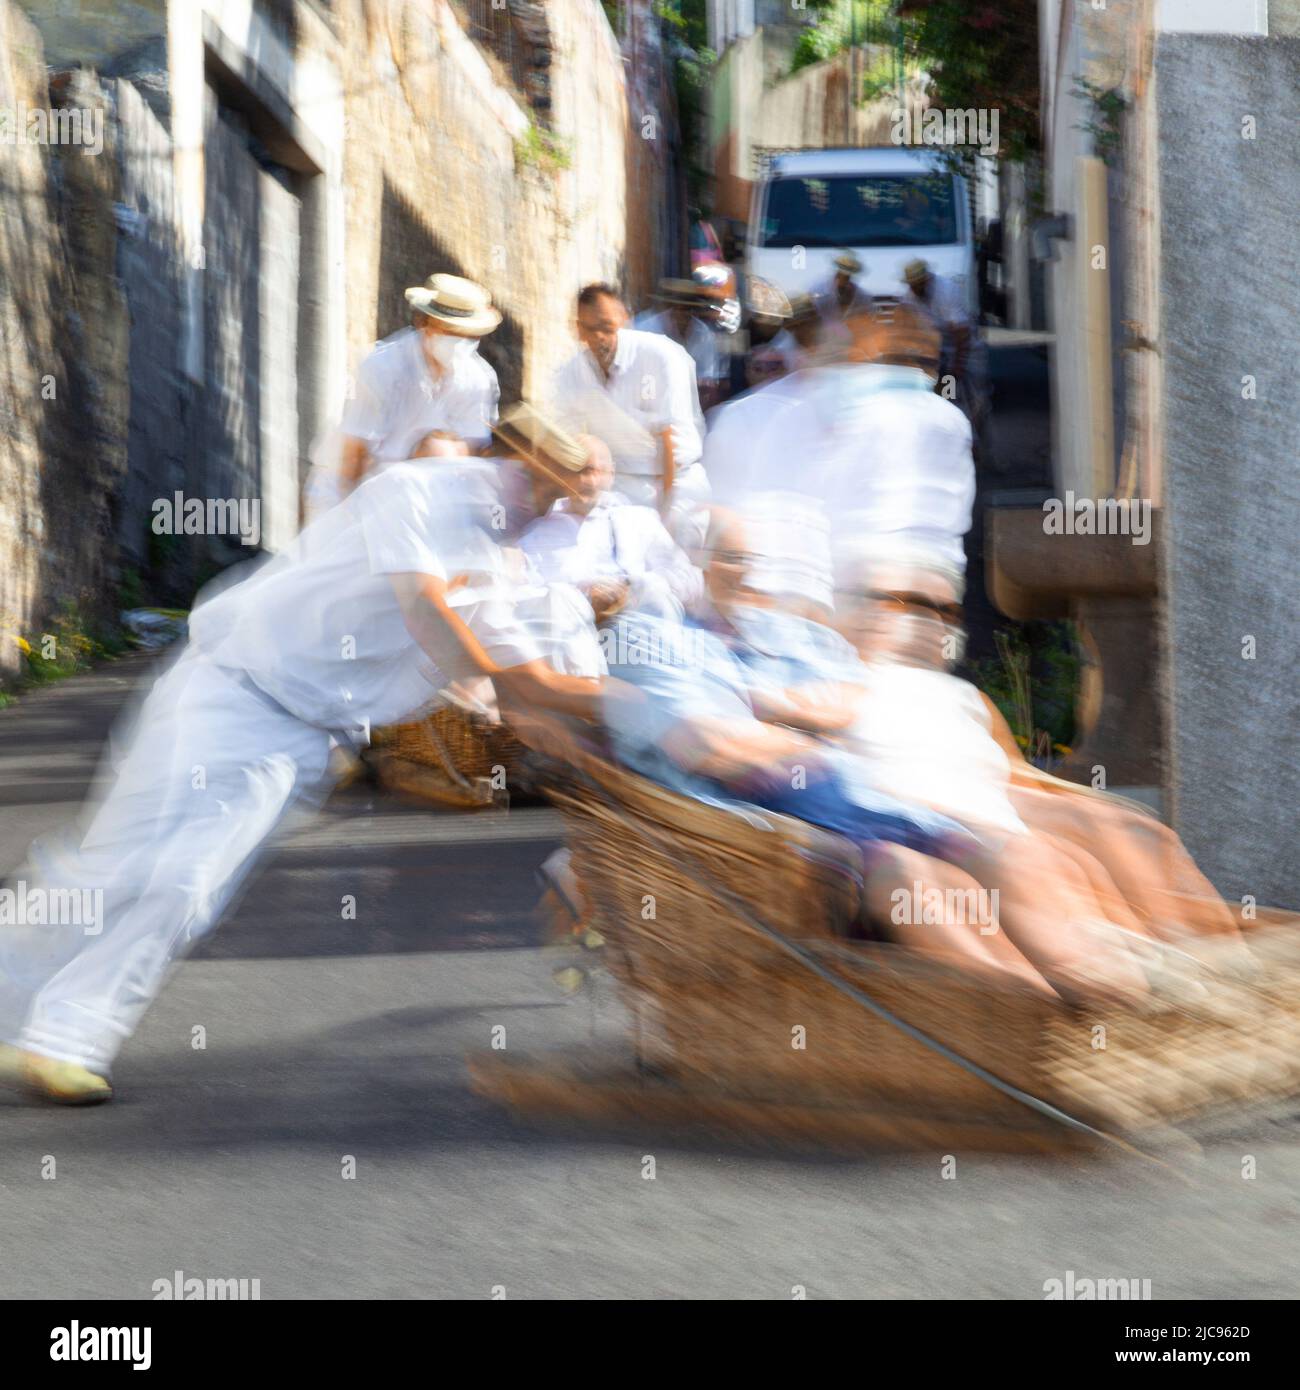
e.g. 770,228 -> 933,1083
985,504 -> 1163,788
987,506 -> 1159,620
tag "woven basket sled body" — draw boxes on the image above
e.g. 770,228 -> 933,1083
367,704 -> 527,809
482,750 -> 1300,1149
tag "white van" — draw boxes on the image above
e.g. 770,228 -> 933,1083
746,147 -> 976,315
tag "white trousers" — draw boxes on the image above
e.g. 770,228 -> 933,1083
0,651 -> 332,1074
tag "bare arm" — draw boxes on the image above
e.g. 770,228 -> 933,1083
494,662 -> 602,722
749,681 -> 862,734
340,436 -> 372,496
389,572 -> 601,720
661,714 -> 821,785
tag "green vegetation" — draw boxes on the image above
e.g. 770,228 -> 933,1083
600,0 -> 625,37
4,597 -> 131,699
967,621 -> 1082,766
514,119 -> 573,174
655,0 -> 716,205
898,0 -> 1041,164
790,0 -> 897,82
117,563 -> 145,613
1071,77 -> 1128,166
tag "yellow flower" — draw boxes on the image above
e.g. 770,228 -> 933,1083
11,635 -> 31,655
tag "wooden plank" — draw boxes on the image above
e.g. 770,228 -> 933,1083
468,1051 -> 1096,1155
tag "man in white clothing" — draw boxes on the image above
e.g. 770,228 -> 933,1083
328,273 -> 502,504
812,251 -> 874,331
551,283 -> 710,549
634,278 -> 727,411
900,258 -> 989,439
705,303 -> 974,605
0,410 -> 600,1105
754,293 -> 823,382
521,435 -> 702,621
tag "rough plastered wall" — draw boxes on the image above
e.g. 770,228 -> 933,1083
112,76 -> 187,573
0,2 -> 129,676
0,0 -> 673,669
1156,35 -> 1300,909
334,0 -> 651,406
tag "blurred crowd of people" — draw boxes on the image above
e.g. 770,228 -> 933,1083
0,258 -> 1248,1105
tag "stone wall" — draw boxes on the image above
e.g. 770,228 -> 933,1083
1,0 -> 678,667
112,76 -> 187,575
1156,35 -> 1300,909
335,0 -> 666,401
0,6 -> 129,675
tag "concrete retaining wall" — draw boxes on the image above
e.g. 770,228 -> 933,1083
1156,34 -> 1300,908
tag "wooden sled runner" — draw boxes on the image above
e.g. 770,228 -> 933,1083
473,741 -> 1300,1153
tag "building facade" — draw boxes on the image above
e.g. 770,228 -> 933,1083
0,0 -> 682,669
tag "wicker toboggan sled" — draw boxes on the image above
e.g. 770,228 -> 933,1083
472,739 -> 1300,1153
366,702 -> 528,810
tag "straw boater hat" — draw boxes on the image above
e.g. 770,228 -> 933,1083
745,275 -> 791,326
834,250 -> 864,275
902,258 -> 931,287
691,262 -> 733,300
404,273 -> 502,336
492,402 -> 588,494
653,277 -> 711,309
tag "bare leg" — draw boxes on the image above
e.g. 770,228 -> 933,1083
1033,830 -> 1153,940
949,831 -> 1152,1006
860,845 -> 1059,998
1008,785 -> 1240,940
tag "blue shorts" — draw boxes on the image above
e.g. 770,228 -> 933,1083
746,770 -> 967,861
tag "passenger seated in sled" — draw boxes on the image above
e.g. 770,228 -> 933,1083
520,434 -> 702,624
739,537 -> 1250,984
828,563 -> 1248,963
599,518 -> 1166,1005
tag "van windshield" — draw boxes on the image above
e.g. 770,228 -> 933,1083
758,173 -> 958,249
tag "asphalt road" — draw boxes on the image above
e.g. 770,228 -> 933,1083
1,658 -> 1298,1301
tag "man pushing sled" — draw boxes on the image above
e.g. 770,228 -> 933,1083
0,407 -> 602,1104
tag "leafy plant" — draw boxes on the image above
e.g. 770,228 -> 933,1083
2,596 -> 133,704
1071,77 -> 1128,165
967,621 -> 1081,768
656,0 -> 715,205
790,0 -> 897,77
898,0 -> 1041,164
514,120 -> 573,174
22,599 -> 103,684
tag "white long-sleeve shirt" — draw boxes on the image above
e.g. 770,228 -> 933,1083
705,364 -> 974,587
305,329 -> 501,523
520,494 -> 703,617
191,461 -> 601,735
901,273 -> 970,333
633,309 -> 725,387
341,327 -> 500,461
551,328 -> 704,478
